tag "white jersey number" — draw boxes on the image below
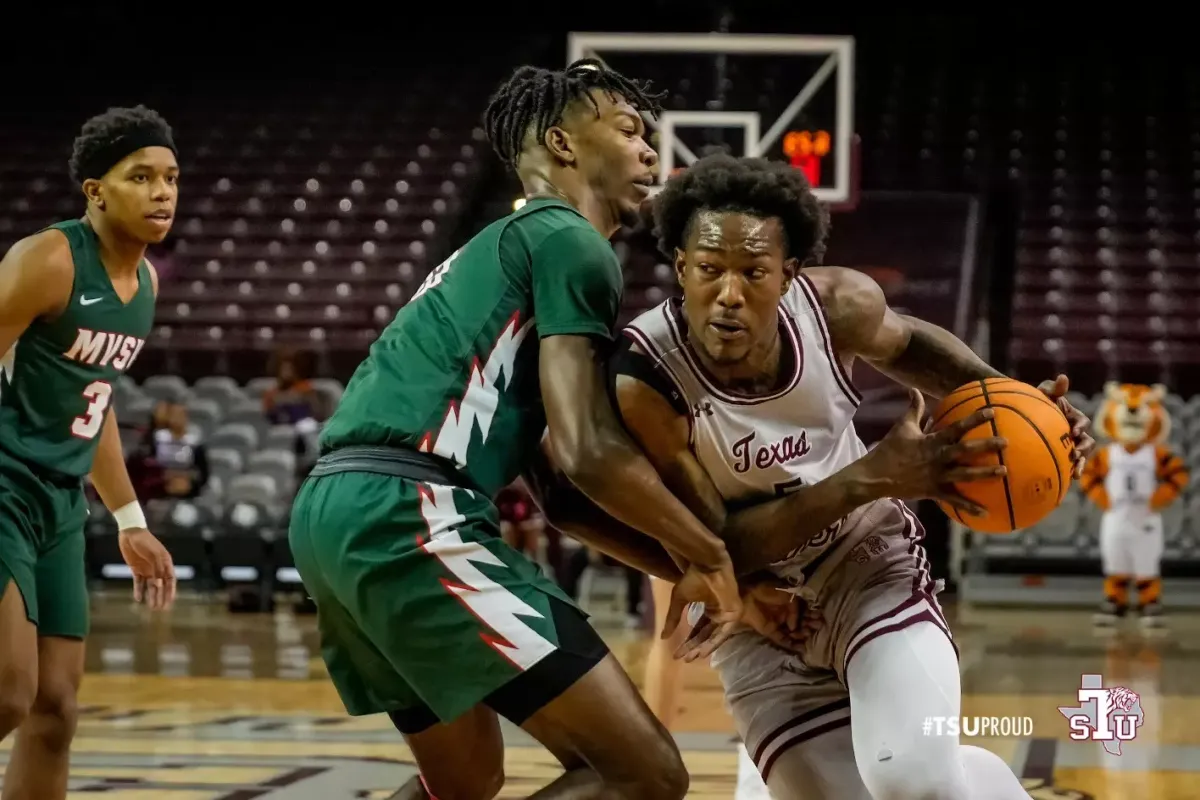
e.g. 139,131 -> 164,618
411,249 -> 461,302
71,380 -> 113,440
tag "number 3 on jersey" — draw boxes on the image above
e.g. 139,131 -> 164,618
71,380 -> 112,440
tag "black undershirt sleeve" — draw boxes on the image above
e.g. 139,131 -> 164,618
606,332 -> 690,418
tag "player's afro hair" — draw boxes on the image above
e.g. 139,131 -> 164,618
69,104 -> 175,183
484,57 -> 666,171
653,154 -> 830,266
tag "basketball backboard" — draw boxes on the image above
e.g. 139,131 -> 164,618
568,32 -> 858,208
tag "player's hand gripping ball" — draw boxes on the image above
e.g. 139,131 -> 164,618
929,378 -> 1075,534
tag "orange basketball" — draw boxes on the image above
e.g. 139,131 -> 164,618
929,377 -> 1074,534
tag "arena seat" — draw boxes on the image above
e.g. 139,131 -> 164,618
213,501 -> 279,610
247,450 -> 297,499
192,376 -> 246,411
151,499 -> 217,589
208,423 -> 260,458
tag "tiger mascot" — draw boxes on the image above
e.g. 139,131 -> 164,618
1081,383 -> 1189,627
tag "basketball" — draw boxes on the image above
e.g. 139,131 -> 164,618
930,377 -> 1075,534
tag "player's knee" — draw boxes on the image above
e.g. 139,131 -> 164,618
622,736 -> 689,799
649,759 -> 690,800
23,682 -> 80,753
423,762 -> 504,800
622,767 -> 688,800
858,750 -> 967,800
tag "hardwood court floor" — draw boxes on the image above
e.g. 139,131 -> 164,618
1,595 -> 1198,798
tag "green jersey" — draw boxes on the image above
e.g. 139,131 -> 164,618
320,197 -> 624,497
0,219 -> 156,479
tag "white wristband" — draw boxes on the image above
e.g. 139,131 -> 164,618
113,501 -> 147,532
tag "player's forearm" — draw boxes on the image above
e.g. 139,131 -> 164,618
721,463 -> 883,577
556,431 -> 728,572
542,495 -> 684,582
89,410 -> 139,512
539,460 -> 879,582
872,316 -> 1005,399
524,440 -> 686,581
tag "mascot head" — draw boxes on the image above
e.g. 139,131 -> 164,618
1097,382 -> 1171,448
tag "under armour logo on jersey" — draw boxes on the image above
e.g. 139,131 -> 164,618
693,401 -> 713,418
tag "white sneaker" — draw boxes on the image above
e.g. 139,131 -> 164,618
735,742 -> 773,799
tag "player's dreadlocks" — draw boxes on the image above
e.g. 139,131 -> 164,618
654,153 -> 831,266
69,104 -> 176,184
483,58 -> 666,171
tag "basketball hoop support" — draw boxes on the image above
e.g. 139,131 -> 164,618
568,33 -> 855,205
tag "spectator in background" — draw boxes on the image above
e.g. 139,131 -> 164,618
158,401 -> 209,499
126,401 -> 168,499
128,398 -> 210,500
263,348 -> 328,483
263,349 -> 326,425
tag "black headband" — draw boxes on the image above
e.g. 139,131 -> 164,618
78,128 -> 177,181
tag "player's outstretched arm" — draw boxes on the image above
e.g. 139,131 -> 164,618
530,222 -> 742,642
0,231 -> 75,356
528,222 -> 729,572
609,341 -> 1008,577
612,368 -> 880,577
539,334 -> 727,572
523,438 -> 683,582
804,266 -> 1005,400
540,335 -> 746,646
807,266 -> 1095,469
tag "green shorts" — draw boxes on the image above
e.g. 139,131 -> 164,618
0,447 -> 89,639
288,455 -> 608,731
